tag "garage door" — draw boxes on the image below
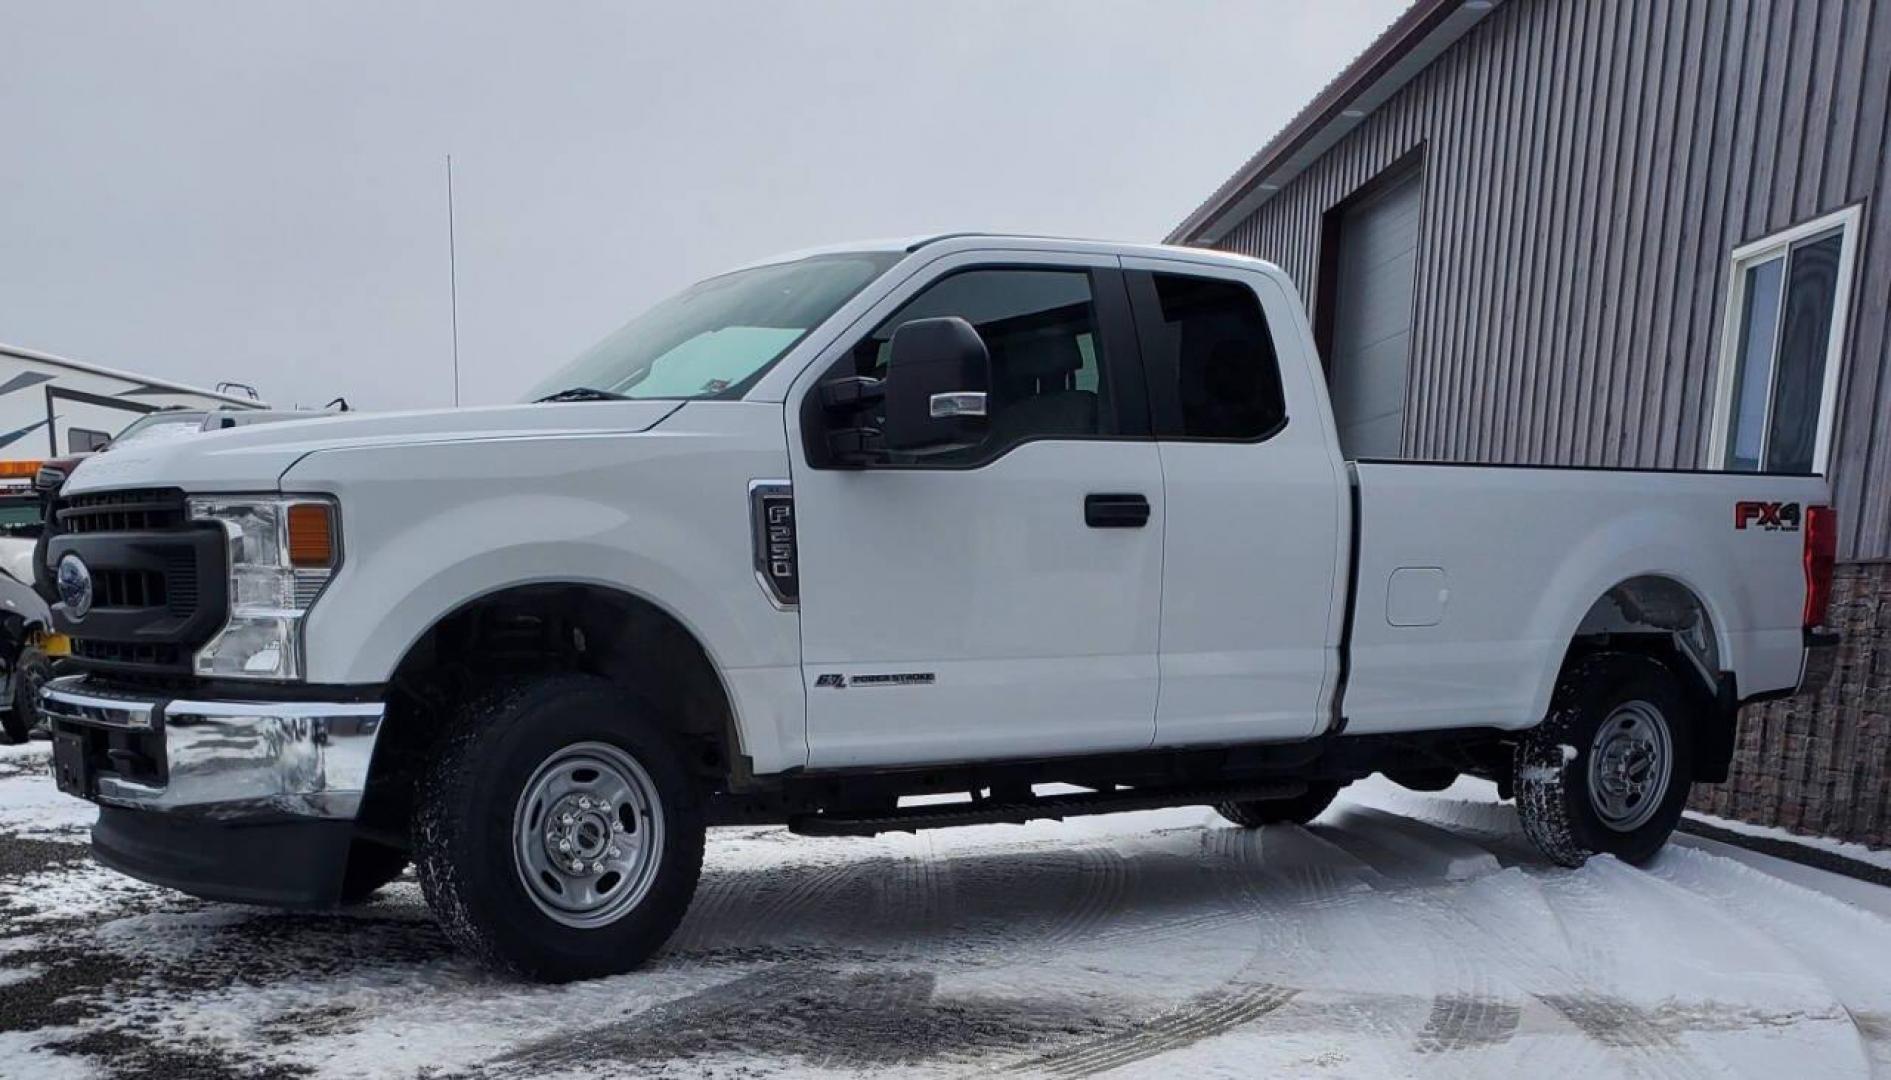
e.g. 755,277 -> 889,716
1326,169 -> 1422,459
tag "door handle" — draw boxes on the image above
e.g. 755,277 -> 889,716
1085,493 -> 1151,528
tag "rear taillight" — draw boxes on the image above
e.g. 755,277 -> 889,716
1803,504 -> 1837,629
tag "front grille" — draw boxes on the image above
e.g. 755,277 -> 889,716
59,489 -> 189,534
71,639 -> 186,669
49,488 -> 226,677
93,568 -> 168,610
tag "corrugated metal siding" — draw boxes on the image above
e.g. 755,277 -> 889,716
1214,0 -> 1891,559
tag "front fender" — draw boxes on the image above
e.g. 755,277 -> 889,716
279,406 -> 807,772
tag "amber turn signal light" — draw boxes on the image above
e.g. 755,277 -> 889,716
286,502 -> 335,568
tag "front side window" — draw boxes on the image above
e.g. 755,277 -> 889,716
525,252 -> 899,403
1715,208 -> 1860,473
844,268 -> 1114,457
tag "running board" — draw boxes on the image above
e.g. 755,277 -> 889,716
787,781 -> 1308,837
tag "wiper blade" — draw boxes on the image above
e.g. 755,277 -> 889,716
536,386 -> 630,403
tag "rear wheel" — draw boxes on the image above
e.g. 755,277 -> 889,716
412,675 -> 704,981
1215,782 -> 1343,828
1515,653 -> 1693,867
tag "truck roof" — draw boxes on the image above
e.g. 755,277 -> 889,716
736,233 -> 1282,277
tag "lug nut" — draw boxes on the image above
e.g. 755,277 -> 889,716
578,797 -> 592,809
561,813 -> 575,825
569,859 -> 584,873
557,839 -> 572,853
590,861 -> 604,873
607,846 -> 621,858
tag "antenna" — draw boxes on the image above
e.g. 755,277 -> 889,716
446,154 -> 462,407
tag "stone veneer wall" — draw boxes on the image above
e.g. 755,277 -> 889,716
1689,561 -> 1891,848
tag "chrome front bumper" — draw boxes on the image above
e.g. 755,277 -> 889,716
40,675 -> 385,820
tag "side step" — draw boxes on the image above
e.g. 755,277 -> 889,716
787,781 -> 1308,837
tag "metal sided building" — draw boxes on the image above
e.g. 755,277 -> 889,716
1170,0 -> 1890,846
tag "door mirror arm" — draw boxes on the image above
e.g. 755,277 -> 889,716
817,375 -> 888,466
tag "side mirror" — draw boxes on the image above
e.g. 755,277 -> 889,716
882,317 -> 991,454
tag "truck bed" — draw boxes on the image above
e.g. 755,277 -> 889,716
1341,461 -> 1824,735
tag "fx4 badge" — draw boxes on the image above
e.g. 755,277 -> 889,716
815,673 -> 936,689
1734,501 -> 1802,532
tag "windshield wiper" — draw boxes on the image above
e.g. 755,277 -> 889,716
536,386 -> 630,403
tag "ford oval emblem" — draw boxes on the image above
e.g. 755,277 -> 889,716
56,553 -> 93,620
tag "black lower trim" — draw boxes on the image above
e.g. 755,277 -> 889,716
92,807 -> 355,908
790,779 -> 1307,836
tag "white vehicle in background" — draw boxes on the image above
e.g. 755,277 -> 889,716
36,235 -> 1839,982
0,341 -> 266,464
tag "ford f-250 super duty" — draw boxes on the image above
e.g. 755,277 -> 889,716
38,235 -> 1839,982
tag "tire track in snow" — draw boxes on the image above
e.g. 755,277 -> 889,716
1018,981 -> 1299,1078
1007,824 -> 1396,1077
1646,844 -> 1891,1075
1037,845 -> 1134,949
1413,858 -> 1714,1080
1572,852 -> 1876,1076
1309,809 -> 1535,1058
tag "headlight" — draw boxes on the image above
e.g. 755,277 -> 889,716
188,496 -> 339,680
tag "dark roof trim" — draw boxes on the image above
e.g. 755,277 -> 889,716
1165,0 -> 1503,246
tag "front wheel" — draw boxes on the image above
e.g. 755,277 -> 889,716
1515,653 -> 1694,867
412,676 -> 705,982
0,648 -> 48,745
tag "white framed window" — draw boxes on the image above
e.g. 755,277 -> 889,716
1708,205 -> 1862,474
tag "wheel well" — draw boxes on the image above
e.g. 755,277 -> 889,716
1564,575 -> 1736,781
359,584 -> 742,844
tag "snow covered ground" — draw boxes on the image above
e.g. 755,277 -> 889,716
1,739 -> 1888,1079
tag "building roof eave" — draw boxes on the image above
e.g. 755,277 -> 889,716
1165,0 -> 1504,247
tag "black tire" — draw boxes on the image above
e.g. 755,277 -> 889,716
0,649 -> 45,745
337,842 -> 410,905
10,649 -> 51,742
412,675 -> 705,982
1515,652 -> 1694,867
1215,782 -> 1343,828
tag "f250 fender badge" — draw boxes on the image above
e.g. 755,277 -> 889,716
1735,501 -> 1801,532
815,673 -> 935,689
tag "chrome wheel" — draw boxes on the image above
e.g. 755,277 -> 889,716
513,741 -> 665,929
1587,700 -> 1673,832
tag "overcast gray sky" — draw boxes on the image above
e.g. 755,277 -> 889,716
0,1 -> 1403,410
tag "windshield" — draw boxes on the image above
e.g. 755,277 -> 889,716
524,252 -> 901,403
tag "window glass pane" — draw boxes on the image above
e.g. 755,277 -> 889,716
68,428 -> 111,452
856,269 -> 1109,455
1144,273 -> 1285,439
524,252 -> 898,402
1724,256 -> 1784,471
1764,231 -> 1844,473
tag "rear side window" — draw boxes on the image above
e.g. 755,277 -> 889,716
1134,272 -> 1286,440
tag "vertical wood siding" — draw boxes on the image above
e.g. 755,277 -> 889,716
1215,0 -> 1891,559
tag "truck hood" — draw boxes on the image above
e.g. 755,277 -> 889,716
63,400 -> 686,496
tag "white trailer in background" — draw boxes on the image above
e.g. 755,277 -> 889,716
0,341 -> 266,462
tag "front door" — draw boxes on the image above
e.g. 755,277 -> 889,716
789,252 -> 1163,768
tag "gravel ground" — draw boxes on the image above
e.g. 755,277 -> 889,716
1,741 -> 1888,1079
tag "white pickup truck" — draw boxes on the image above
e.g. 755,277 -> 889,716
39,235 -> 1838,981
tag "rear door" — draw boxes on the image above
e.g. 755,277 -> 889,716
788,250 -> 1165,768
1121,257 -> 1349,747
